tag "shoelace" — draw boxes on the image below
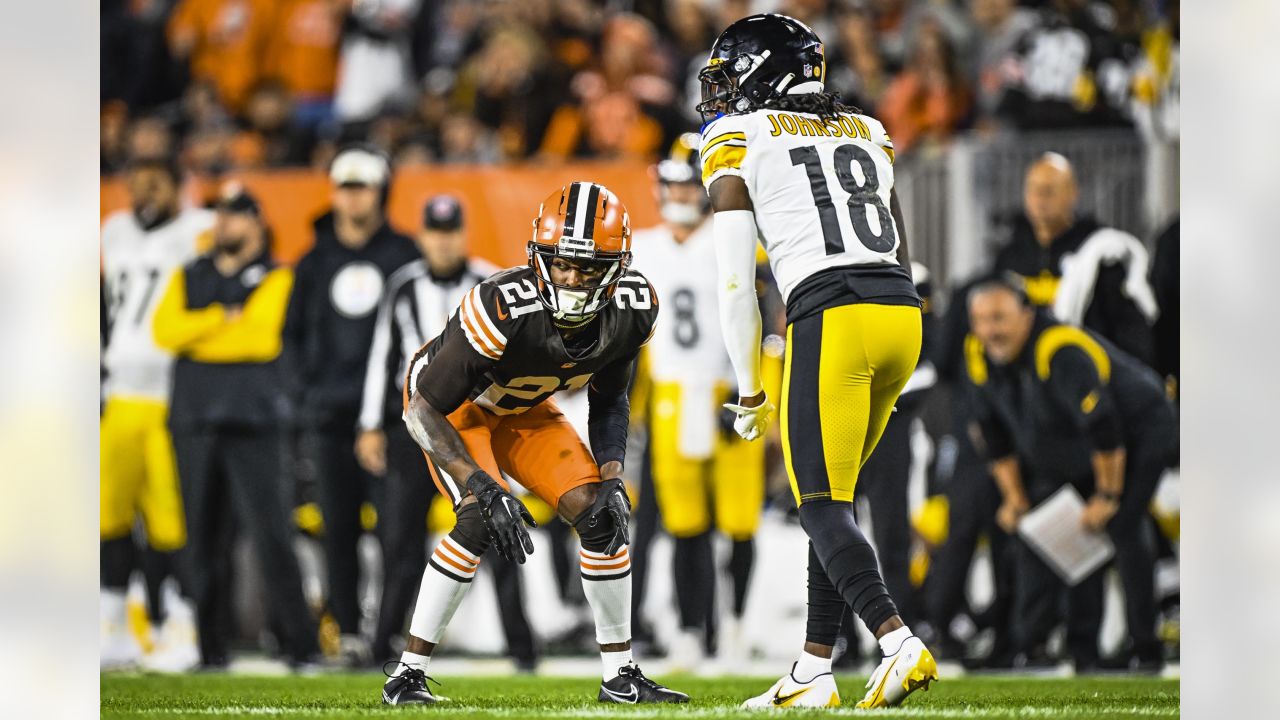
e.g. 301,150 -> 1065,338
381,660 -> 442,691
619,665 -> 662,690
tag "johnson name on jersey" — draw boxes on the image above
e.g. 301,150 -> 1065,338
101,208 -> 214,401
700,108 -> 918,319
407,266 -> 658,417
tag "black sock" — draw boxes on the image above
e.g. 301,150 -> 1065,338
800,500 -> 899,634
140,549 -> 175,624
672,532 -> 713,632
101,536 -> 136,590
805,541 -> 844,646
728,538 -> 755,618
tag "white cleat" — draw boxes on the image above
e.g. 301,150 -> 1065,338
141,616 -> 200,673
856,635 -> 939,708
666,630 -> 705,674
741,664 -> 840,709
101,590 -> 143,671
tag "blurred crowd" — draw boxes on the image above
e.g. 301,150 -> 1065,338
102,0 -> 1180,177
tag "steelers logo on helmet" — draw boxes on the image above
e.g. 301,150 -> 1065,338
527,182 -> 632,325
696,13 -> 827,123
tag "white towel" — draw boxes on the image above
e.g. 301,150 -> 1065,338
1054,227 -> 1160,327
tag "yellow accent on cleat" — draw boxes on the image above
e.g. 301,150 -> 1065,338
828,692 -> 841,707
902,649 -> 939,694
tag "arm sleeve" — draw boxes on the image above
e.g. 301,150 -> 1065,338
1046,346 -> 1123,451
587,351 -> 639,467
180,269 -> 294,363
152,268 -> 227,352
713,209 -> 764,397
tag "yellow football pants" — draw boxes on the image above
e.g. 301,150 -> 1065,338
649,381 -> 765,539
100,397 -> 186,550
780,303 -> 922,505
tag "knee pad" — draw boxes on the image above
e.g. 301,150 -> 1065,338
428,502 -> 491,583
450,501 -> 491,557
573,507 -> 631,582
573,505 -> 621,554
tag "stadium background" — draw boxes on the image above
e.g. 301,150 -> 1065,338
100,0 -> 1180,678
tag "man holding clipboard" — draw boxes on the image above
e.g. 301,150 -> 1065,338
963,275 -> 1177,673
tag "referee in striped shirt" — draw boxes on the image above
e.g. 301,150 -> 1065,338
355,195 -> 533,666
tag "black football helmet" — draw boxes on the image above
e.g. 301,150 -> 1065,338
697,13 -> 827,123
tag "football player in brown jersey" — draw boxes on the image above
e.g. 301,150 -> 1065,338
380,182 -> 688,706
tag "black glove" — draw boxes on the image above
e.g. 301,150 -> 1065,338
465,470 -> 537,564
585,477 -> 631,556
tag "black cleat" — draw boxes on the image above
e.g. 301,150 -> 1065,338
381,662 -> 444,706
598,665 -> 689,704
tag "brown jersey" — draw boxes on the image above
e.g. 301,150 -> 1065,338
407,266 -> 659,418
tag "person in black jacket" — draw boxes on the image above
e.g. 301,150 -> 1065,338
153,186 -> 319,669
282,145 -> 419,665
994,154 -> 1158,365
966,275 -> 1176,672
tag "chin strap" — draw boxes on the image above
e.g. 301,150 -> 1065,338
552,313 -> 597,329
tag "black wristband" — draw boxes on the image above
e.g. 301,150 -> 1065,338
1095,491 -> 1121,503
465,469 -> 501,500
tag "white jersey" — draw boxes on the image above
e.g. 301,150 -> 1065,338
700,108 -> 900,303
101,208 -> 214,401
631,221 -> 733,458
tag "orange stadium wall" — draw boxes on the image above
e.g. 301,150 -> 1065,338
101,163 -> 662,267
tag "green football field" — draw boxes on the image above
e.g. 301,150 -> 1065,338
101,673 -> 1179,719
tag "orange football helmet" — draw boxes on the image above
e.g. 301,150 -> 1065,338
528,181 -> 633,321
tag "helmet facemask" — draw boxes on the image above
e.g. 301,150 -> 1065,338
528,243 -> 630,326
697,54 -> 766,123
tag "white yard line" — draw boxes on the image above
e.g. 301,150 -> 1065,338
133,705 -> 1179,718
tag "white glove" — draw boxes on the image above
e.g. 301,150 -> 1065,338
723,397 -> 776,441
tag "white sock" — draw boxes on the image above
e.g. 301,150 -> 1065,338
408,535 -> 481,644
580,544 -> 633,679
388,650 -> 431,683
793,650 -> 833,683
101,588 -> 127,627
600,648 -> 634,681
878,626 -> 914,656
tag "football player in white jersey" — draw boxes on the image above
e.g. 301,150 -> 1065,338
698,14 -> 938,708
631,135 -> 772,668
100,156 -> 212,670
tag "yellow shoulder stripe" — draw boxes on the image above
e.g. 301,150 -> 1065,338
701,131 -> 747,156
701,145 -> 746,184
964,333 -> 988,386
1035,325 -> 1111,382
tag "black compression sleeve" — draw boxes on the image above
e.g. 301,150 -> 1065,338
586,353 -> 637,466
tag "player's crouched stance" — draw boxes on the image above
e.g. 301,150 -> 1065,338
381,182 -> 687,706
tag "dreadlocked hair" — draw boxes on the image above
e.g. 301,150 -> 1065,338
762,92 -> 862,120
